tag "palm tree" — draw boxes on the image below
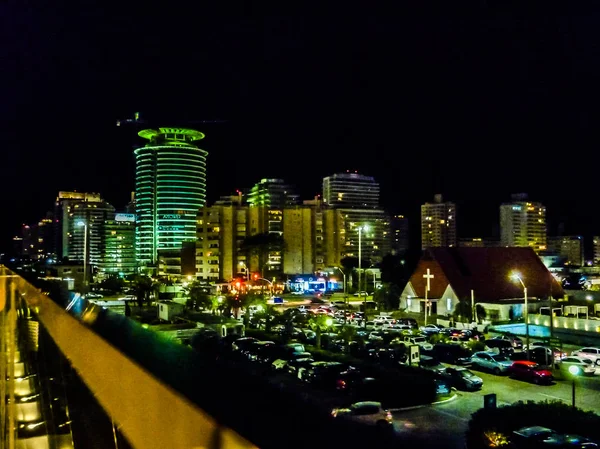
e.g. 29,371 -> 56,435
182,281 -> 213,311
338,325 -> 357,353
308,314 -> 332,349
129,274 -> 155,307
373,282 -> 401,311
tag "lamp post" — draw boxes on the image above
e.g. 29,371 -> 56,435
332,266 -> 348,323
76,221 -> 88,292
568,365 -> 579,408
333,267 -> 347,296
511,272 -> 529,359
256,277 -> 273,298
239,261 -> 250,281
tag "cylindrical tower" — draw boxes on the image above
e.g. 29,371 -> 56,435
134,128 -> 207,276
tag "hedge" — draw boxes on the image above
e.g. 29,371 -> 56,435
466,400 -> 600,449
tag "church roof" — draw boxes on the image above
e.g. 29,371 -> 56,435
408,247 -> 564,302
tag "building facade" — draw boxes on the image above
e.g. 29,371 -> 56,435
548,236 -> 584,267
321,172 -> 390,263
322,172 -> 380,209
67,197 -> 115,269
499,193 -> 547,252
54,191 -> 102,260
420,194 -> 457,250
134,128 -> 208,277
100,214 -> 137,277
391,215 -> 409,255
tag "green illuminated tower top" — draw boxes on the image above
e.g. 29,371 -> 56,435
138,128 -> 205,146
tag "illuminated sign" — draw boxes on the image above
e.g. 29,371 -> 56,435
161,214 -> 182,220
115,213 -> 136,222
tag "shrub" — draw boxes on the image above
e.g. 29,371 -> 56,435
466,400 -> 600,449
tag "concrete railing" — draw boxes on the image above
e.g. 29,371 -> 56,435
0,266 -> 258,449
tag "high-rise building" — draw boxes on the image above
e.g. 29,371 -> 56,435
54,191 -> 102,260
391,215 -> 409,255
594,237 -> 600,266
244,179 -> 300,275
420,194 -> 457,250
322,172 -> 379,209
135,128 -> 208,277
100,213 -> 137,277
340,210 -> 391,263
68,198 -> 116,268
548,236 -> 584,266
283,202 -> 346,275
246,178 -> 300,208
17,213 -> 55,261
321,172 -> 390,263
500,193 -> 547,252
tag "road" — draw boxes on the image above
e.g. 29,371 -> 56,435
392,366 -> 600,448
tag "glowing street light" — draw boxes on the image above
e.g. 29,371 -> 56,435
239,261 -> 250,281
510,271 -> 529,358
568,364 -> 580,408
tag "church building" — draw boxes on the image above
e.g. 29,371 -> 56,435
400,247 -> 564,322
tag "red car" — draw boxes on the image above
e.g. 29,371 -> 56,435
508,360 -> 554,384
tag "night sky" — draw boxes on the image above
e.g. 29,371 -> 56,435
2,3 -> 600,252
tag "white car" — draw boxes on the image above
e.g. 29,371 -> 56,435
331,401 -> 393,428
373,316 -> 395,327
571,347 -> 600,365
557,356 -> 597,376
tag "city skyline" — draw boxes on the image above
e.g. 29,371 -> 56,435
3,5 -> 600,250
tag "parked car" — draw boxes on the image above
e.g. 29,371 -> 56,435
508,360 -> 554,384
271,351 -> 313,371
511,347 -> 555,367
403,335 -> 434,351
231,337 -> 259,352
571,347 -> 600,365
418,355 -> 446,372
436,367 -> 483,391
420,324 -> 444,335
511,425 -> 598,449
431,343 -> 473,365
494,334 -> 524,349
485,338 -> 515,355
287,357 -> 315,379
529,341 -> 567,361
470,351 -> 513,374
556,356 -> 597,376
331,401 -> 393,428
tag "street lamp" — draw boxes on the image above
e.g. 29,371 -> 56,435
332,266 -> 347,296
239,261 -> 250,281
510,271 -> 529,359
568,365 -> 579,408
76,221 -> 88,292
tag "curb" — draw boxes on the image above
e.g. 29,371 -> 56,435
389,393 -> 458,412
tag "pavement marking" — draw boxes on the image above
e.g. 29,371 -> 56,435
539,393 -> 567,402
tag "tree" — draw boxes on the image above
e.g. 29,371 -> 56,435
475,304 -> 486,323
97,276 -> 125,294
129,274 -> 156,307
308,314 -> 332,349
453,299 -> 473,323
338,325 -> 357,353
373,282 -> 401,311
182,281 -> 213,311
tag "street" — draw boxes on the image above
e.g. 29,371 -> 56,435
393,366 -> 600,448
